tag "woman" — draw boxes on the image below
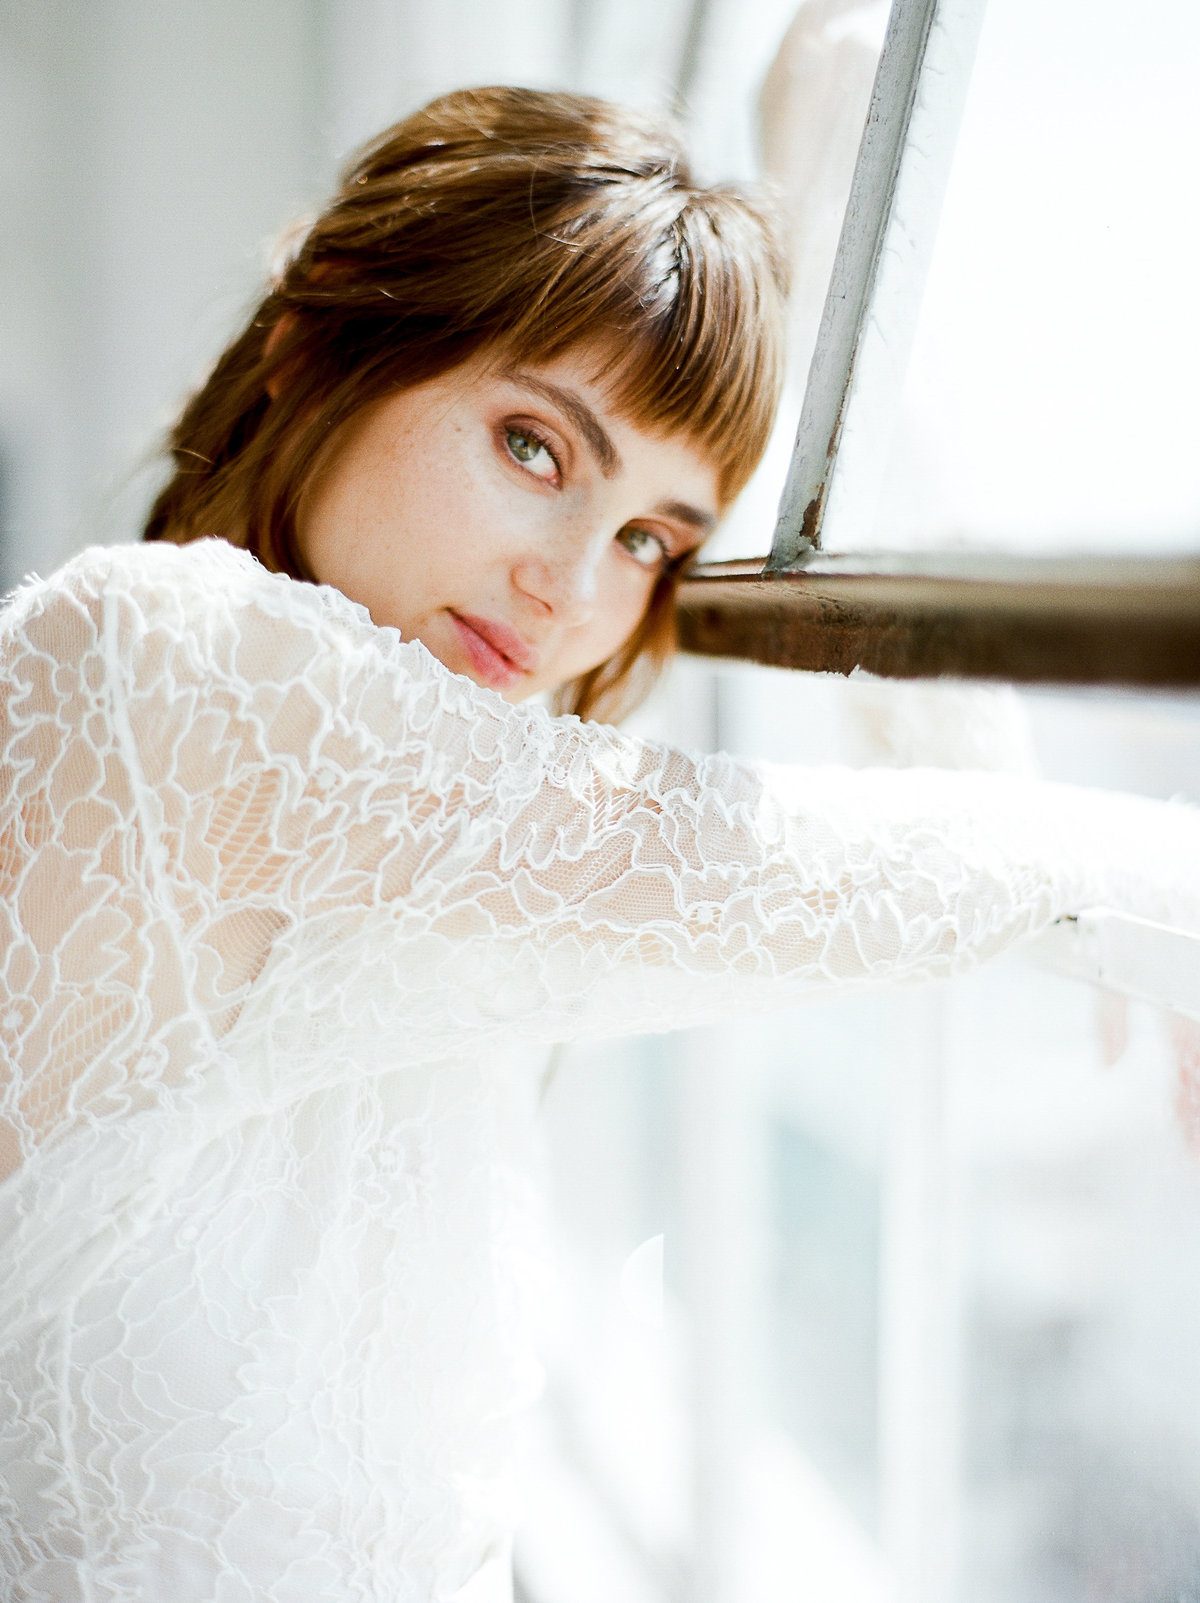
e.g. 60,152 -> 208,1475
0,86 -> 1196,1602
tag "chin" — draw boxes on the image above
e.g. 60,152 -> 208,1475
504,684 -> 549,707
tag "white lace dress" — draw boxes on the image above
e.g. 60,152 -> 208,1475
1,539 -> 1196,1602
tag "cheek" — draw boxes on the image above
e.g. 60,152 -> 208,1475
601,559 -> 659,635
309,426 -> 490,591
401,427 -> 531,565
562,569 -> 658,677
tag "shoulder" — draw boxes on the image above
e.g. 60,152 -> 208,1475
9,538 -> 372,633
2,537 -> 435,683
0,538 -> 640,764
6,536 -> 371,618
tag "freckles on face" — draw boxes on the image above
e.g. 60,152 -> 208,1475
293,349 -> 720,703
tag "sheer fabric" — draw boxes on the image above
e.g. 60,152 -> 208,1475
1,539 -> 1196,1601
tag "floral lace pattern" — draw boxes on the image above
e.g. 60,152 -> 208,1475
1,539 -> 1196,1600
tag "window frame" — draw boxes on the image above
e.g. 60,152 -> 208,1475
676,0 -> 1200,687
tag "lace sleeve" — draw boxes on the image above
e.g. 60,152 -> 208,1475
47,538 -> 1183,1053
2,536 -> 1198,1170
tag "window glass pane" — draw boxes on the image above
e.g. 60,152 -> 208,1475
953,960 -> 1200,1601
872,0 -> 1200,555
765,1001 -> 885,1532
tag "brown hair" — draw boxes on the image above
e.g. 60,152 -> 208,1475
145,86 -> 788,722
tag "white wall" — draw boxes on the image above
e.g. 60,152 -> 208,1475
0,0 -> 319,585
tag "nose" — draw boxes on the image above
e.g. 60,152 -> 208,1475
511,535 -> 601,628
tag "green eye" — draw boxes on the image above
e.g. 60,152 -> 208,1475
507,429 -> 540,463
618,527 -> 668,569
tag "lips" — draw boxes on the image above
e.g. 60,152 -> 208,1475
448,611 -> 539,691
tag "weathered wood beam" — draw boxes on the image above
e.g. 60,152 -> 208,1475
677,555 -> 1200,687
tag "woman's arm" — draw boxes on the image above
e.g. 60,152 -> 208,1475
5,537 -> 1193,1351
81,539 -> 1200,1046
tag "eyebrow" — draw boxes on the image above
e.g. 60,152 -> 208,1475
502,368 -> 621,478
501,368 -> 719,537
654,499 -> 717,539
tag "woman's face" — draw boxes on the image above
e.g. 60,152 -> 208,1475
294,347 -> 720,702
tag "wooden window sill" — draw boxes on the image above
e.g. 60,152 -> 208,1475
676,553 -> 1200,687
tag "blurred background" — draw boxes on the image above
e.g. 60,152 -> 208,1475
3,3 -> 1199,1600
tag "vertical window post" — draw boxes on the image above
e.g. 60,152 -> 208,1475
770,0 -> 989,569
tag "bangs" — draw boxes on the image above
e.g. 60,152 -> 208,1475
491,183 -> 787,508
